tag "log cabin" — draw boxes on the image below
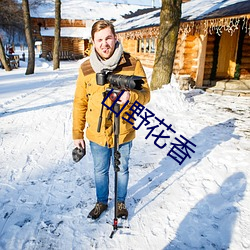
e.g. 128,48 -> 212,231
115,0 -> 250,91
31,18 -> 92,60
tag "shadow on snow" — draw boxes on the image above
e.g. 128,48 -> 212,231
164,172 -> 247,249
128,118 -> 244,248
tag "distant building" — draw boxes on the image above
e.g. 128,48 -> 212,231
31,18 -> 92,60
30,1 -> 151,60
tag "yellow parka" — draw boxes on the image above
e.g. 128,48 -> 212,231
72,52 -> 150,148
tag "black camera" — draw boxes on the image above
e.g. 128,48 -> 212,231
96,70 -> 144,90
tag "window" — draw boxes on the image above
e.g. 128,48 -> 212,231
137,38 -> 156,54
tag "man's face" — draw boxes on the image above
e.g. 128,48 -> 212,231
93,27 -> 117,60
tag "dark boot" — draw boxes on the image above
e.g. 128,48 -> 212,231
87,202 -> 108,220
117,202 -> 128,219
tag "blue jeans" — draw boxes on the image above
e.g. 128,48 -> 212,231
89,141 -> 132,205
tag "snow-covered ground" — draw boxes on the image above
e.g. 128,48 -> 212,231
0,50 -> 250,250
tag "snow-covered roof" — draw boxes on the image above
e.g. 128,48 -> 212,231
30,0 -> 151,20
115,0 -> 250,33
182,0 -> 250,21
40,27 -> 91,39
115,8 -> 160,32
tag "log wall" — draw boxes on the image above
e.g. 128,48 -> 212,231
173,34 -> 185,74
41,37 -> 87,58
173,34 -> 199,81
120,38 -> 156,68
32,18 -> 86,29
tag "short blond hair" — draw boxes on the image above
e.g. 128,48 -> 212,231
91,20 -> 116,40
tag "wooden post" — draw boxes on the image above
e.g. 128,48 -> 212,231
144,38 -> 146,54
195,32 -> 207,88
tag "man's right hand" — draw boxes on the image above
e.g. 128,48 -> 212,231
74,139 -> 85,149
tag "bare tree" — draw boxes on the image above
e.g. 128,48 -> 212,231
29,0 -> 47,8
0,0 -> 24,38
151,0 -> 182,90
53,0 -> 61,70
22,0 -> 35,75
0,37 -> 11,71
0,0 -> 23,71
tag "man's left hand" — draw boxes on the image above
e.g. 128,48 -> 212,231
117,90 -> 130,105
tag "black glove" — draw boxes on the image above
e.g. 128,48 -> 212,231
72,146 -> 86,162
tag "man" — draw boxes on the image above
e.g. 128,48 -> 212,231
73,20 -> 150,220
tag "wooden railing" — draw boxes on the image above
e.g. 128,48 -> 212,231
46,51 -> 83,61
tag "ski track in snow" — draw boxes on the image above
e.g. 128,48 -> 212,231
0,58 -> 250,249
